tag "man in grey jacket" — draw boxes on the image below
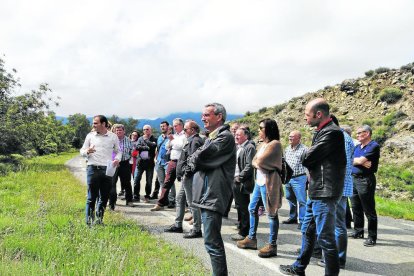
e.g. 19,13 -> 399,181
187,103 -> 236,276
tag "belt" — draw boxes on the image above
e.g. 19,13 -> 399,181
352,174 -> 368,178
88,165 -> 107,170
292,173 -> 306,178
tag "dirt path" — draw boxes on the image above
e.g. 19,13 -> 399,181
67,155 -> 414,275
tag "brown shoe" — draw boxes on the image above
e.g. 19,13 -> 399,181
258,244 -> 277,258
184,214 -> 193,221
237,237 -> 257,250
150,204 -> 164,211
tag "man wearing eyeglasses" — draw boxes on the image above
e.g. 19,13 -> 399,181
187,103 -> 236,276
133,125 -> 157,203
349,125 -> 380,247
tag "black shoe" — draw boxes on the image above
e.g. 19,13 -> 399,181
348,231 -> 364,239
109,205 -> 115,211
279,265 -> 305,276
132,197 -> 140,202
317,260 -> 345,269
167,202 -> 176,209
363,238 -> 376,247
282,218 -> 298,224
164,224 -> 183,233
118,191 -> 125,196
183,230 -> 202,239
149,195 -> 158,200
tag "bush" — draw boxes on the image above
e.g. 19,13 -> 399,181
273,103 -> 287,115
245,111 -> 251,116
372,126 -> 390,145
365,70 -> 375,77
362,119 -> 376,126
258,107 -> 267,114
375,67 -> 390,74
378,87 -> 403,104
383,111 -> 407,126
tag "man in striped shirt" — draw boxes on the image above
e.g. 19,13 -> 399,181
109,124 -> 135,210
284,130 -> 308,229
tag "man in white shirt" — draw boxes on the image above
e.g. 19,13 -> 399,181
151,118 -> 187,211
80,115 -> 121,225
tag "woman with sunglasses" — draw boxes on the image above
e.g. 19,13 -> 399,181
237,118 -> 283,258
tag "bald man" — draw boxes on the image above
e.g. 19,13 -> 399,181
280,98 -> 346,276
283,130 -> 308,229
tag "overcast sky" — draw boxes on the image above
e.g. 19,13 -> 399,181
1,0 -> 414,118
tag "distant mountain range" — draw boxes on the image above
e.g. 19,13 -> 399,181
56,112 -> 243,130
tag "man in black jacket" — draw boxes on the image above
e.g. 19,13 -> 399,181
188,103 -> 236,276
133,125 -> 157,203
231,127 -> 256,241
280,98 -> 346,276
164,120 -> 204,238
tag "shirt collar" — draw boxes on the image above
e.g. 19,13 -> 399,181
316,118 -> 332,131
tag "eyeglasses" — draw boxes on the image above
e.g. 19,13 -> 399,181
356,131 -> 366,135
143,129 -> 150,131
184,128 -> 193,132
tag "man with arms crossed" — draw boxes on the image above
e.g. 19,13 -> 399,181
80,115 -> 121,225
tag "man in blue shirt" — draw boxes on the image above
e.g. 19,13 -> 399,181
349,125 -> 380,247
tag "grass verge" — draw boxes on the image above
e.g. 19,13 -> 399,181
376,196 -> 414,221
0,152 -> 207,275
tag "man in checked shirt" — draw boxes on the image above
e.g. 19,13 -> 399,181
283,130 -> 308,230
109,124 -> 135,210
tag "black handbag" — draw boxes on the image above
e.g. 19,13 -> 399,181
280,157 -> 294,184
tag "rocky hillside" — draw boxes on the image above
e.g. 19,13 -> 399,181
235,63 -> 414,200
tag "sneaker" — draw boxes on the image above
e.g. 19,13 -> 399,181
164,224 -> 183,233
237,237 -> 257,250
183,230 -> 202,239
150,204 -> 164,211
279,265 -> 305,276
184,214 -> 193,221
282,218 -> 298,224
126,202 -> 134,207
258,244 -> 277,258
363,238 -> 376,247
231,233 -> 246,241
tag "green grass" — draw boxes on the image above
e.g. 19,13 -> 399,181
0,152 -> 207,275
376,196 -> 414,220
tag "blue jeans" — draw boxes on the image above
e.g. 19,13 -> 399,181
85,165 -> 111,224
285,175 -> 307,223
201,209 -> 228,276
248,183 -> 279,245
294,198 -> 340,276
336,196 -> 348,266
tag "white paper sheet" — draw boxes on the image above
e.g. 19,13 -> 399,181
105,160 -> 116,177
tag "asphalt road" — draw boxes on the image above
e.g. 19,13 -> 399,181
67,155 -> 414,276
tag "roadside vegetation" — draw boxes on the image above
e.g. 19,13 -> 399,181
0,152 -> 207,275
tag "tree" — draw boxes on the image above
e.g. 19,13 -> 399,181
107,114 -> 139,135
68,113 -> 91,148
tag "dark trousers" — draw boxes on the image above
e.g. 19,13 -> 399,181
201,209 -> 228,276
351,174 -> 378,240
134,160 -> 155,199
157,160 -> 177,207
109,160 -> 133,207
85,165 -> 111,224
233,182 -> 250,236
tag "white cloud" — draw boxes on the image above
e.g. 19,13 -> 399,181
1,0 -> 414,118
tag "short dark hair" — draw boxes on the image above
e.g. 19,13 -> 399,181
259,118 -> 280,141
311,101 -> 330,116
160,121 -> 169,126
330,114 -> 339,127
94,115 -> 109,128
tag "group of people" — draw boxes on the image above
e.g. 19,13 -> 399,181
80,99 -> 380,276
